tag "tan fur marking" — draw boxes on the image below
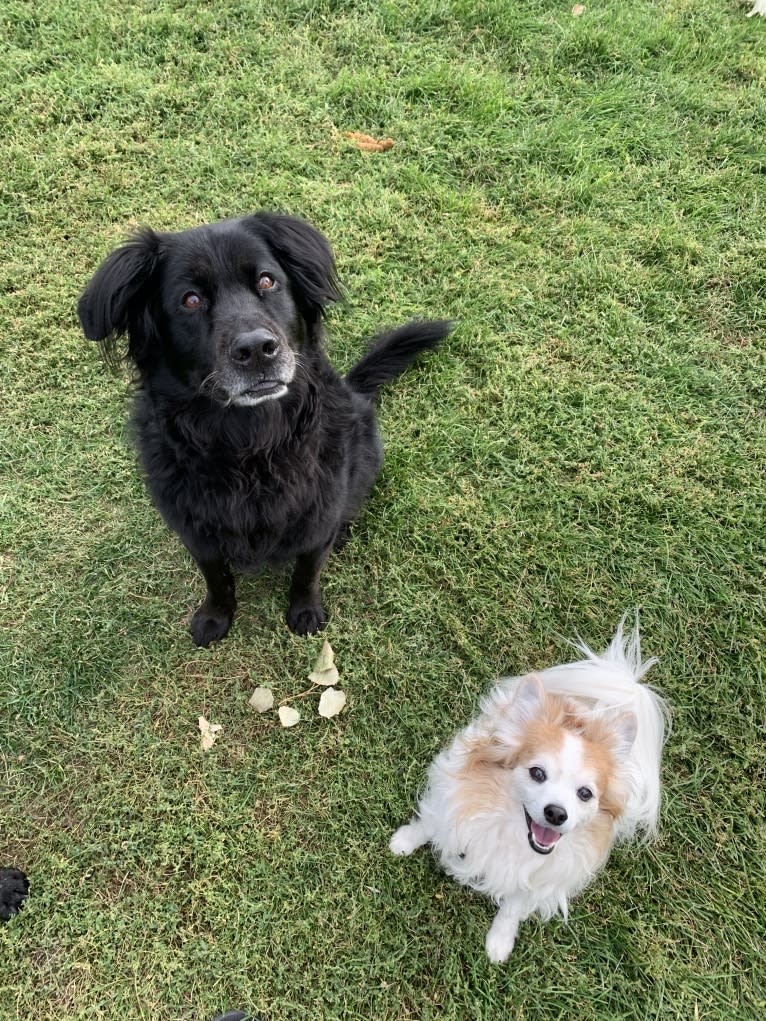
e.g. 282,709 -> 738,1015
452,686 -> 630,827
579,716 -> 628,821
581,808 -> 616,862
454,758 -> 510,821
514,720 -> 564,766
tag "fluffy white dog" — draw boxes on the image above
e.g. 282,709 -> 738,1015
390,618 -> 669,962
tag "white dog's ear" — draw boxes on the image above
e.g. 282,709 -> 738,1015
512,673 -> 547,724
610,711 -> 637,761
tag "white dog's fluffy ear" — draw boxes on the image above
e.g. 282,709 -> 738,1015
610,710 -> 638,761
511,673 -> 547,724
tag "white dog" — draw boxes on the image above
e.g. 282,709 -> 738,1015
390,618 -> 669,962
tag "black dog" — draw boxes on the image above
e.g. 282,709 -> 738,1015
78,213 -> 450,645
0,868 -> 29,921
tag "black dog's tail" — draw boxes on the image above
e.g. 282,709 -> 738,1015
345,320 -> 452,400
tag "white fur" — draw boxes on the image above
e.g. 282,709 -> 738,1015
535,614 -> 669,840
228,383 -> 288,407
390,616 -> 669,962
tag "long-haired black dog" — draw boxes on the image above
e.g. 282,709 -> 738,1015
78,213 -> 450,646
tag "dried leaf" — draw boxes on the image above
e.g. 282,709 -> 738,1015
313,639 -> 335,672
278,705 -> 301,728
318,687 -> 347,719
309,665 -> 340,687
248,687 -> 274,713
572,3 -> 585,14
309,640 -> 339,685
198,715 -> 222,751
343,131 -> 394,153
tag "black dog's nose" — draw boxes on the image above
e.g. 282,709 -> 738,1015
230,328 -> 280,367
544,804 -> 568,827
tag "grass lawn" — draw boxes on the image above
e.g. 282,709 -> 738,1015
1,0 -> 765,1017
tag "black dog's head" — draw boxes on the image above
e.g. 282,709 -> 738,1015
78,213 -> 341,407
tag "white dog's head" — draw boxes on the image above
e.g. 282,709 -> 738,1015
510,675 -> 637,854
461,674 -> 637,855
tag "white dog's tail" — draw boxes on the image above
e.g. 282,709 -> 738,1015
537,614 -> 670,842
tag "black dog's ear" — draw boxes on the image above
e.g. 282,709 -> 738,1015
77,230 -> 161,368
244,213 -> 342,334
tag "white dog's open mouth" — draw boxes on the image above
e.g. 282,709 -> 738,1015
524,807 -> 561,855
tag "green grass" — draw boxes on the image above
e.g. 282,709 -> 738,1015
1,0 -> 765,1017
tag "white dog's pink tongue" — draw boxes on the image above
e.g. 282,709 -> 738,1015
532,821 -> 561,847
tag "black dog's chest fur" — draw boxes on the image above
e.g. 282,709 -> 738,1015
134,375 -> 377,570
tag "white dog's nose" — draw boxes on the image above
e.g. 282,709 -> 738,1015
544,803 -> 568,827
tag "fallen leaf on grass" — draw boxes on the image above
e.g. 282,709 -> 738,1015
278,705 -> 301,728
198,716 -> 222,751
248,687 -> 275,713
313,639 -> 334,672
343,131 -> 394,153
572,3 -> 586,14
310,664 -> 339,686
318,687 -> 347,719
309,639 -> 340,687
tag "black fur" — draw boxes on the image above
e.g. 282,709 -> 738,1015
78,213 -> 451,645
0,868 -> 29,921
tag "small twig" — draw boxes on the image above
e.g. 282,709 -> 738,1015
278,685 -> 319,706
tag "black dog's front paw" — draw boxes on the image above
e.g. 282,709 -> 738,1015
0,868 -> 29,921
190,604 -> 234,647
286,602 -> 327,636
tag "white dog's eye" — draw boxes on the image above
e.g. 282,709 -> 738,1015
577,786 -> 593,802
529,767 -> 546,783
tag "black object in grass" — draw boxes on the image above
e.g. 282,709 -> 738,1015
0,868 -> 29,920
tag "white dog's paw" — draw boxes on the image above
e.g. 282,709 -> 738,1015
485,919 -> 517,963
389,823 -> 425,856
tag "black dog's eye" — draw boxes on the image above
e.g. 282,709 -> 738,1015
529,767 -> 546,783
182,291 -> 204,309
258,272 -> 275,290
577,787 -> 593,802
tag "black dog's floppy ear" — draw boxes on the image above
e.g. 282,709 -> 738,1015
77,229 -> 161,368
244,213 -> 342,331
